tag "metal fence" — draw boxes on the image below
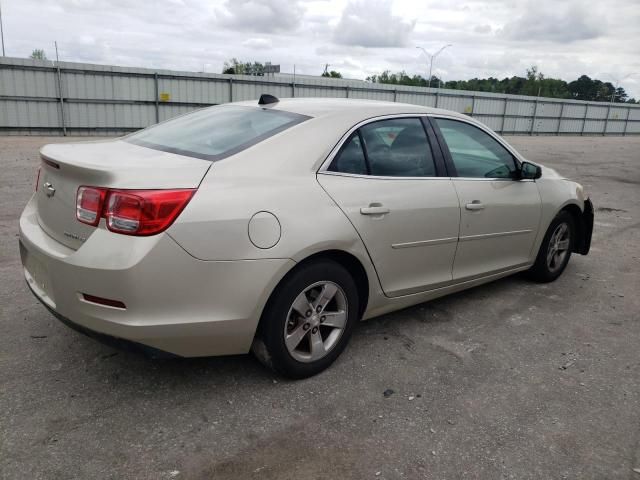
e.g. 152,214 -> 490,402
1,56 -> 639,136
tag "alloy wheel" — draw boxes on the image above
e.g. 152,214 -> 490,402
546,222 -> 571,273
284,281 -> 348,363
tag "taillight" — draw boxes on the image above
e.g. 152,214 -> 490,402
76,187 -> 195,236
76,186 -> 107,226
35,167 -> 41,192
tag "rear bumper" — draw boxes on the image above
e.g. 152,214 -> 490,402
19,195 -> 294,357
28,280 -> 178,358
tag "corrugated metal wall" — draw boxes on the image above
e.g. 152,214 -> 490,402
1,56 -> 639,136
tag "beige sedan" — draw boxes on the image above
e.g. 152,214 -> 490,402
19,96 -> 593,378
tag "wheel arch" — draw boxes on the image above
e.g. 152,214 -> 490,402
301,250 -> 370,319
255,249 -> 371,338
560,200 -> 593,255
559,201 -> 590,254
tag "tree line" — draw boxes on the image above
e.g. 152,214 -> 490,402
221,58 -> 344,78
220,59 -> 635,103
366,66 -> 636,103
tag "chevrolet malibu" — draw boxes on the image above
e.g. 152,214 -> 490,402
19,96 -> 593,378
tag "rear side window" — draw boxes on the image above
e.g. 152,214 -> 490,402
126,105 -> 309,161
328,118 -> 437,177
328,133 -> 368,175
360,118 -> 436,177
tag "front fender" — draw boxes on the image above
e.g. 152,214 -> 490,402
530,178 -> 586,261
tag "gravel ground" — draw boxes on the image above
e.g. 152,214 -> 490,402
1,135 -> 639,480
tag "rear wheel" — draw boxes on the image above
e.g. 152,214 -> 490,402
528,211 -> 574,282
252,259 -> 359,379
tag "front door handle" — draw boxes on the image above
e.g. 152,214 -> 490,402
360,203 -> 390,216
465,201 -> 485,211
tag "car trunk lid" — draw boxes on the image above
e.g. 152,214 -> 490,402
36,139 -> 211,250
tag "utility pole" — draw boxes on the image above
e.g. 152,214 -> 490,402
0,0 -> 6,56
416,44 -> 452,88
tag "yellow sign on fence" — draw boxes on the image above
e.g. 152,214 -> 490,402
159,92 -> 171,102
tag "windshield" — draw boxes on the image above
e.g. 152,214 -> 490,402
126,105 -> 309,161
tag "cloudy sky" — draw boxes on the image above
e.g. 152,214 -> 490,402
2,0 -> 639,97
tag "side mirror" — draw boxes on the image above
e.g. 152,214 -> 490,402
519,161 -> 542,180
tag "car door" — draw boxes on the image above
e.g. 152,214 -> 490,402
317,116 -> 460,297
430,116 -> 542,281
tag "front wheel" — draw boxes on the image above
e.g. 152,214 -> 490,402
252,259 -> 359,379
528,211 -> 574,282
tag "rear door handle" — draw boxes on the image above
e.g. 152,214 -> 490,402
360,203 -> 390,216
465,201 -> 485,211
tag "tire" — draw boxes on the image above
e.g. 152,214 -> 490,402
527,210 -> 574,283
252,259 -> 359,379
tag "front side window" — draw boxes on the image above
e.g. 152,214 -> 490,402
434,118 -> 517,178
126,105 -> 309,161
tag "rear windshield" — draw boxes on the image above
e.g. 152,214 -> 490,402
126,105 -> 309,161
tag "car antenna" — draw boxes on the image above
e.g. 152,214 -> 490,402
258,94 -> 279,105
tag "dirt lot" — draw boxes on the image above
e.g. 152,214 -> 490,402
1,135 -> 639,479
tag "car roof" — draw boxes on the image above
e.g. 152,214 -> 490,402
232,97 -> 470,121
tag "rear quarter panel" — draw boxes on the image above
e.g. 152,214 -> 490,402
167,117 -> 386,314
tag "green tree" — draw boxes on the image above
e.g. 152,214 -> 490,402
367,70 -> 428,87
321,70 -> 343,78
430,75 -> 443,87
30,49 -> 47,60
524,66 -> 542,96
222,58 -> 242,74
222,58 -> 264,76
368,67 -> 625,103
614,87 -> 628,103
567,75 -> 625,102
568,75 -> 595,100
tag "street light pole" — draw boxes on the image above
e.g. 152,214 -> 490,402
0,0 -> 6,56
416,44 -> 452,88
